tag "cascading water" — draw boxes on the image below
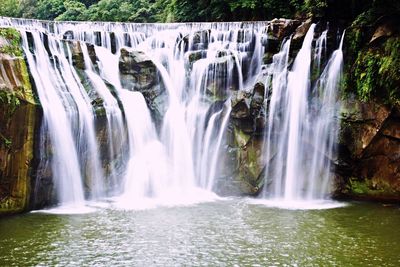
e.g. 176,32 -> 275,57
20,30 -> 85,206
0,16 -> 344,209
262,25 -> 344,203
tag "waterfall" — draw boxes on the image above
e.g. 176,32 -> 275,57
263,26 -> 344,202
0,16 -> 345,209
20,30 -> 87,206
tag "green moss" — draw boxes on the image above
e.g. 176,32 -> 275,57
350,36 -> 400,105
0,197 -> 24,214
233,127 -> 251,148
346,177 -> 399,197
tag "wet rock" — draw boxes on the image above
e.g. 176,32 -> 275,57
63,40 -> 97,70
229,127 -> 265,195
268,19 -> 302,40
183,30 -> 210,51
67,41 -> 85,69
119,49 -> 168,123
186,50 -> 207,64
63,30 -> 74,40
237,29 -> 253,43
292,18 -> 313,41
203,55 -> 240,101
231,90 -> 251,119
250,82 -> 265,112
263,52 -> 275,64
381,118 -> 400,140
119,48 -> 161,92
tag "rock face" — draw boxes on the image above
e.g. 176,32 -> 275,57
215,81 -> 267,196
336,14 -> 400,203
336,100 -> 400,202
0,28 -> 38,215
118,48 -> 167,125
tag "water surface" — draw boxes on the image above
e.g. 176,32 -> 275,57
1,200 -> 399,266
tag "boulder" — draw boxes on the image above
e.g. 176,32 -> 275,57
118,48 -> 160,92
292,18 -> 313,41
231,90 -> 252,119
268,19 -> 302,40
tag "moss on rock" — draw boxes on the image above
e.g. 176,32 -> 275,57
352,37 -> 400,104
343,177 -> 400,202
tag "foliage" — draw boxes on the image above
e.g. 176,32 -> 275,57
343,0 -> 400,104
34,0 -> 66,20
84,0 -> 162,22
0,0 -> 339,22
56,0 -> 87,21
0,91 -> 20,115
0,0 -> 20,18
0,28 -> 23,57
352,37 -> 400,104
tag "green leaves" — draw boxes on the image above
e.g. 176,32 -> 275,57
56,0 -> 87,21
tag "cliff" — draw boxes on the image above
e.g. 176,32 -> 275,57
335,13 -> 400,202
0,28 -> 38,215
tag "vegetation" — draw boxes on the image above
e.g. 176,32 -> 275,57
0,0 -> 353,22
345,177 -> 399,198
0,28 -> 23,56
342,0 -> 400,104
352,37 -> 400,104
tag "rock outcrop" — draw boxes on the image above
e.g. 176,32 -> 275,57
0,28 -> 38,215
336,14 -> 400,203
336,100 -> 400,202
119,48 -> 167,125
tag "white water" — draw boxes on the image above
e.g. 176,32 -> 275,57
0,17 -> 344,209
263,26 -> 344,201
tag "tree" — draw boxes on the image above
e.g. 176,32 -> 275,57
56,0 -> 87,21
0,0 -> 20,18
35,0 -> 66,20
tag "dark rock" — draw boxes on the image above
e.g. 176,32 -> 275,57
64,41 -> 85,70
339,99 -> 391,158
369,15 -> 399,45
292,18 -> 313,41
119,48 -> 160,92
237,29 -> 253,43
231,90 -> 251,119
64,41 -> 97,70
250,82 -> 265,112
186,50 -> 207,64
227,126 -> 266,195
63,30 -> 74,40
268,19 -> 302,40
337,98 -> 400,202
182,30 -> 211,52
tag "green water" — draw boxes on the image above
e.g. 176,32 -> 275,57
0,199 -> 399,266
